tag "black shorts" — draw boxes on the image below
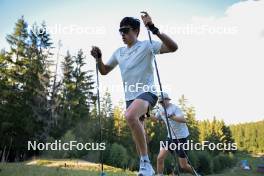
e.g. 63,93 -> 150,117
164,137 -> 188,158
125,92 -> 158,120
125,92 -> 158,109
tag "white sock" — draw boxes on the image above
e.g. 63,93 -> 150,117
140,154 -> 150,162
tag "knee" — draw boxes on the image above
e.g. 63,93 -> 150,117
125,111 -> 137,126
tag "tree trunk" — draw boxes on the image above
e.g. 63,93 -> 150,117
6,137 -> 13,162
1,146 -> 6,162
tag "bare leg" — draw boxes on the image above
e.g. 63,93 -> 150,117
133,120 -> 145,156
179,157 -> 194,174
125,99 -> 149,156
157,148 -> 169,174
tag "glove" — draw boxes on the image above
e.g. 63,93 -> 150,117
167,114 -> 174,119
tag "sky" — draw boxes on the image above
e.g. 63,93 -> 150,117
0,0 -> 263,124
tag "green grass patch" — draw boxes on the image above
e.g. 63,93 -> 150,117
0,159 -> 135,176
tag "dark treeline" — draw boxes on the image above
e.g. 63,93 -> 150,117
0,16 -> 96,162
0,17 -> 262,175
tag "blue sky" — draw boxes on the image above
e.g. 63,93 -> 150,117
1,0 -> 240,46
1,0 -> 264,124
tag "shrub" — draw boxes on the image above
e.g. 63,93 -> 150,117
44,130 -> 78,159
196,151 -> 212,174
212,156 -> 222,173
211,153 -> 236,173
187,150 -> 199,169
107,143 -> 128,168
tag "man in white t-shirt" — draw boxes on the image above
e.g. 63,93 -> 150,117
91,12 -> 178,176
152,92 -> 195,175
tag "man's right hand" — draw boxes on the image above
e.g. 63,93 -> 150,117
90,46 -> 112,75
91,46 -> 102,61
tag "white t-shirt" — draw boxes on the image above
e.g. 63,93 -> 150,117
106,40 -> 162,101
155,103 -> 189,139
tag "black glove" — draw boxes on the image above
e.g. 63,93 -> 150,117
147,23 -> 160,35
167,114 -> 174,119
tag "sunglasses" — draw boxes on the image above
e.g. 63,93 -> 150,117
119,27 -> 131,34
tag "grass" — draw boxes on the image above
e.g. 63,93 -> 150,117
0,153 -> 263,176
0,159 -> 135,176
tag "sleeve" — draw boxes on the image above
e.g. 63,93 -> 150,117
106,49 -> 118,68
154,109 -> 162,120
174,105 -> 184,117
148,40 -> 162,55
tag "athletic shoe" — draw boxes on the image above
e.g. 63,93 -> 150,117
138,159 -> 155,176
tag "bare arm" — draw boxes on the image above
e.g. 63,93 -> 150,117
157,33 -> 178,54
96,58 -> 113,75
149,116 -> 164,125
91,46 -> 113,75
